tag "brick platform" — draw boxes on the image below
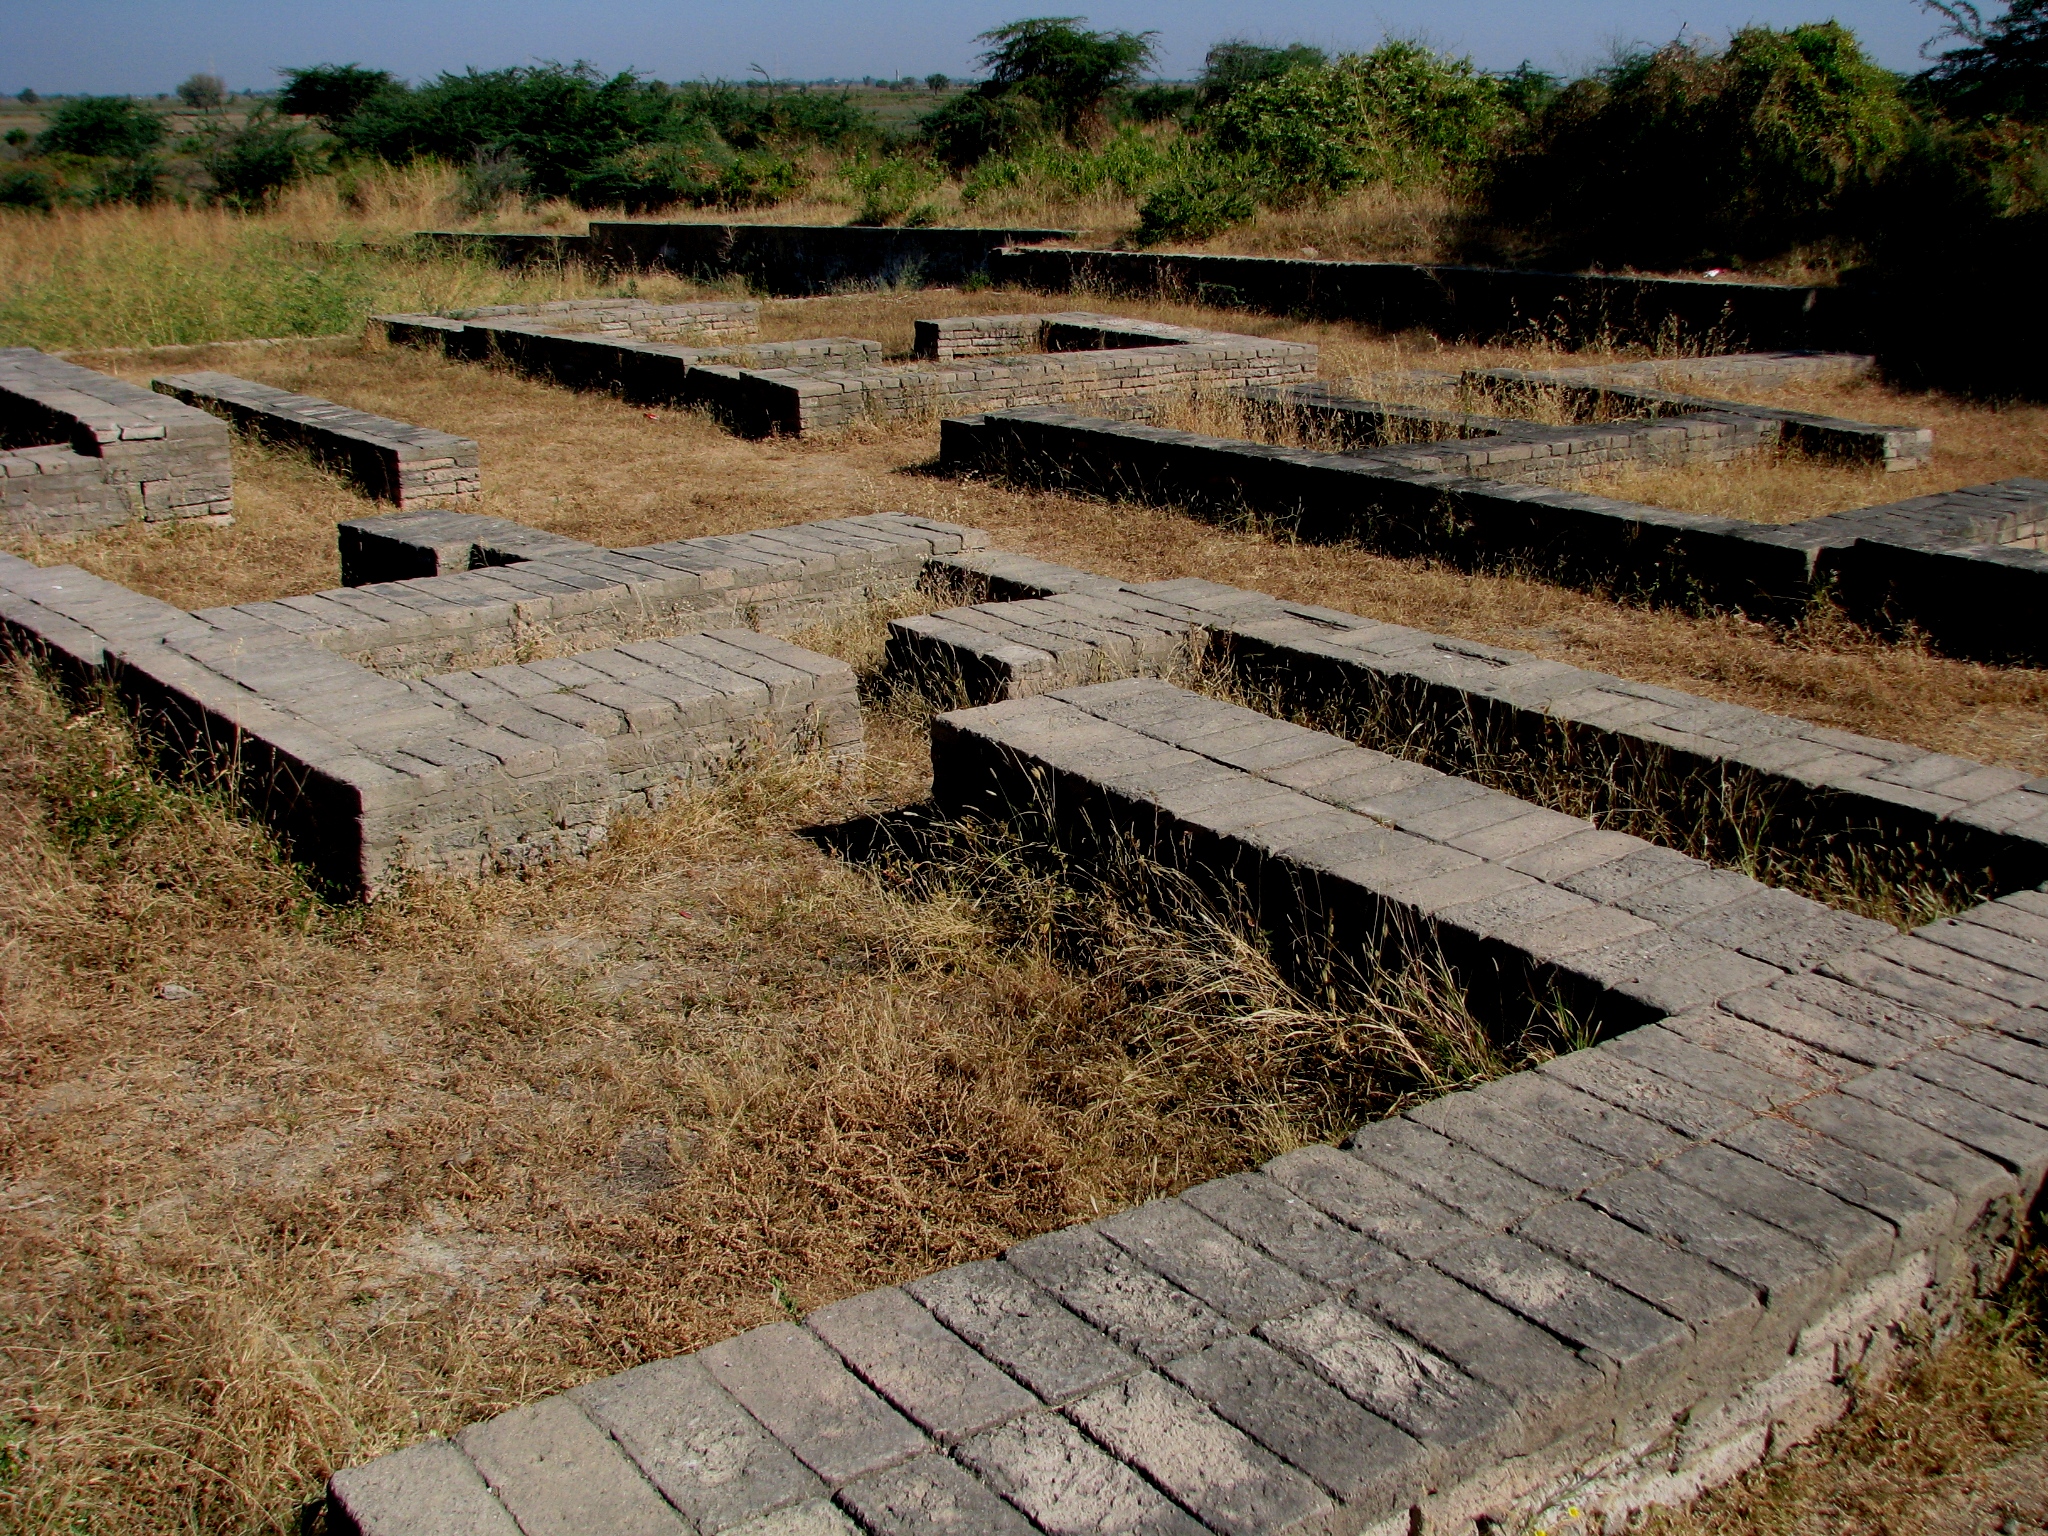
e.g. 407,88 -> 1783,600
890,552 -> 2048,897
1,348 -> 233,533
325,672 -> 2048,1536
0,509 -> 991,894
153,371 -> 481,509
941,409 -> 2048,665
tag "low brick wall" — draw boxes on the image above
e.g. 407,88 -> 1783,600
1,348 -> 233,533
153,372 -> 480,510
1246,383 -> 1777,488
987,246 -> 1867,353
445,297 -> 760,345
325,672 -> 2048,1536
890,552 -> 2048,902
685,312 -> 1318,438
206,511 -> 988,678
0,512 -> 920,893
337,509 -> 593,585
941,408 -> 2048,664
587,221 -> 1077,295
1464,365 -> 1931,472
376,309 -> 883,410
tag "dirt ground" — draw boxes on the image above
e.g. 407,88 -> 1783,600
2,288 -> 2045,1533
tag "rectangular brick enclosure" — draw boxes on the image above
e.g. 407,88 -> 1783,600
2,348 -> 233,534
378,305 -> 1318,438
153,371 -> 481,510
0,511 -> 985,894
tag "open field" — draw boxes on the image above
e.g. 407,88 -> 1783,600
3,280 -> 2048,1533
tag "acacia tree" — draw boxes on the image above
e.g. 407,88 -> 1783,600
1919,0 -> 2048,118
921,15 -> 1155,165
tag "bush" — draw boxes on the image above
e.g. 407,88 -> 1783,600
334,64 -> 685,199
1135,154 -> 1261,242
570,136 -> 809,213
0,166 -> 55,212
1488,23 -> 1911,266
921,89 -> 1050,168
196,107 -> 309,207
1124,83 -> 1194,123
675,82 -> 876,150
962,125 -> 1174,205
845,155 -> 943,224
177,73 -> 228,112
921,15 -> 1156,166
36,96 -> 166,160
1205,42 -> 1509,205
1195,41 -> 1328,110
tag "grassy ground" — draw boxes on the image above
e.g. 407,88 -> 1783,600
2,285 -> 2046,1532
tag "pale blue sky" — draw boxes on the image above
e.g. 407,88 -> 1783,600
2,1 -> 1950,95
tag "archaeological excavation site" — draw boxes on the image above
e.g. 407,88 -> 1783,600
5,215 -> 2048,1536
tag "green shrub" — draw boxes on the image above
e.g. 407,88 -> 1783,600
0,166 -> 55,212
1124,83 -> 1195,123
846,155 -> 943,224
1195,41 -> 1328,111
276,64 -> 401,129
1488,23 -> 1911,266
962,125 -> 1174,205
567,131 -> 807,213
675,82 -> 876,150
921,16 -> 1156,166
1135,154 -> 1261,242
1205,42 -> 1510,205
196,107 -> 310,207
36,96 -> 167,160
334,64 -> 686,198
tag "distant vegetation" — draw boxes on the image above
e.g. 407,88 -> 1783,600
1,3 -> 2043,275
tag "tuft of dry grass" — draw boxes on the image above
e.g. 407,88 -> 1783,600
1642,1236 -> 2048,1536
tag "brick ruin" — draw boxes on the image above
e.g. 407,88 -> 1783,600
3,320 -> 2046,1536
1,347 -> 234,533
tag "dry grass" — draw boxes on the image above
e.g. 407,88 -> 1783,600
0,647 -> 1520,1533
5,284 -> 2048,1533
1642,1239 -> 2048,1536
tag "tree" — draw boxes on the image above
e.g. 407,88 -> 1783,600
1918,0 -> 2048,118
178,72 -> 227,111
975,16 -> 1155,137
18,89 -> 38,105
1196,41 -> 1327,110
919,15 -> 1154,164
926,73 -> 951,92
36,96 -> 166,159
277,63 -> 399,128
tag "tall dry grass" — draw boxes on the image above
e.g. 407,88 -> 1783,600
0,622 -> 1548,1532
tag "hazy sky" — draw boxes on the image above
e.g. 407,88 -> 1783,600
3,1 -> 1951,95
